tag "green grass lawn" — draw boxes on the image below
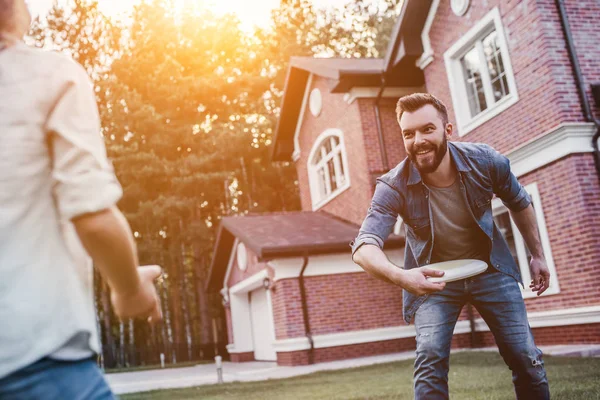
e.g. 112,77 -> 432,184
121,352 -> 600,400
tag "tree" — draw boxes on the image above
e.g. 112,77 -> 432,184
29,0 -> 400,367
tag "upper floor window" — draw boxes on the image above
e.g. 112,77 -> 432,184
492,183 -> 560,299
307,129 -> 350,210
444,8 -> 519,136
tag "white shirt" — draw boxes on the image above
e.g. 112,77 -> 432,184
0,43 -> 122,378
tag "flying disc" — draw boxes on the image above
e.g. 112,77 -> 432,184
425,259 -> 488,283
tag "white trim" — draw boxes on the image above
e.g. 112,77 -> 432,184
506,123 -> 596,177
307,129 -> 352,211
492,182 -> 560,298
292,74 -> 313,162
344,86 -> 425,104
416,0 -> 440,70
444,7 -> 519,136
221,238 -> 239,296
265,287 -> 278,352
227,270 -> 276,355
474,305 -> 600,331
269,249 -> 404,281
309,88 -> 322,117
229,269 -> 269,295
271,305 -> 600,352
273,325 -> 418,352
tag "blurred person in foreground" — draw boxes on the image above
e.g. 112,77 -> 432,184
0,1 -> 162,398
352,93 -> 550,399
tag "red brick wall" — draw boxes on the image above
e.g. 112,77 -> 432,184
271,272 -> 404,340
275,322 -> 600,366
424,0 -> 586,152
271,278 -> 306,340
277,337 -> 416,366
230,352 -> 255,363
474,323 -> 600,348
518,154 -> 600,312
358,98 -> 407,173
295,77 -> 375,226
550,0 -> 600,121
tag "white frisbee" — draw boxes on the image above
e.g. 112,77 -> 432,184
425,259 -> 488,283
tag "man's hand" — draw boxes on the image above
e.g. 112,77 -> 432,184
110,265 -> 163,324
392,267 -> 447,296
529,257 -> 550,296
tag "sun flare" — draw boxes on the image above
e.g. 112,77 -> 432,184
29,0 -> 285,30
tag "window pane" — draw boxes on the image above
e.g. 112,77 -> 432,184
313,150 -> 322,164
483,31 -> 510,102
317,166 -> 328,198
327,158 -> 338,192
493,208 -> 520,266
324,138 -> 332,154
337,152 -> 346,186
461,46 -> 488,117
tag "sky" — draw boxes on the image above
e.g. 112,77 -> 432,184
27,0 -> 356,30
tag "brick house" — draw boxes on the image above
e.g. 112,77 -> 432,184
207,0 -> 600,366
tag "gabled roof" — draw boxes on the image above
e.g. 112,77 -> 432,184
271,0 -> 434,162
206,211 -> 404,290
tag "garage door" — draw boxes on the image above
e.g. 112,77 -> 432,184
249,288 -> 276,361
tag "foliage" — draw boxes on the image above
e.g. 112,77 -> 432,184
30,0 -> 400,367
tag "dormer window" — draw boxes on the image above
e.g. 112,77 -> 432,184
307,129 -> 350,210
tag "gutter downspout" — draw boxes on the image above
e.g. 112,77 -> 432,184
375,77 -> 390,172
298,254 -> 314,364
555,0 -> 600,184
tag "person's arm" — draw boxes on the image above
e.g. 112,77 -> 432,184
488,146 -> 550,295
46,58 -> 162,322
351,181 -> 446,295
73,208 -> 162,321
509,205 -> 550,296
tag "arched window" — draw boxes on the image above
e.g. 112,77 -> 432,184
307,129 -> 350,209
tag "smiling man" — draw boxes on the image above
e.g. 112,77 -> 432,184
351,93 -> 550,399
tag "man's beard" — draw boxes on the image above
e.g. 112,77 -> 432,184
408,135 -> 448,174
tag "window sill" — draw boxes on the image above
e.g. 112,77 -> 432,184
311,183 -> 351,211
458,92 -> 519,137
521,285 -> 560,300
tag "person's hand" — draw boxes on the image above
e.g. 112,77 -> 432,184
110,265 -> 163,325
529,257 -> 550,296
392,267 -> 446,296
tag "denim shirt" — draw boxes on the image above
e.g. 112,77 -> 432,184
351,142 -> 532,324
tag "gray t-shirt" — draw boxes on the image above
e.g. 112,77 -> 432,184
428,179 -> 489,264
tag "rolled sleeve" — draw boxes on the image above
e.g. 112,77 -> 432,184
488,146 -> 531,212
350,180 -> 402,257
46,60 -> 123,221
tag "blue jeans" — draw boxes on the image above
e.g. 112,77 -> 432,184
0,357 -> 115,400
413,269 -> 549,400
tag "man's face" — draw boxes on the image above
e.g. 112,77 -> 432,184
399,104 -> 451,174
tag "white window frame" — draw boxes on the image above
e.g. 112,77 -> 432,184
307,129 -> 351,210
444,7 -> 519,136
492,183 -> 560,299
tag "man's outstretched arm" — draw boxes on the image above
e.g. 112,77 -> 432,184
509,205 -> 551,296
351,181 -> 445,296
353,244 -> 446,296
